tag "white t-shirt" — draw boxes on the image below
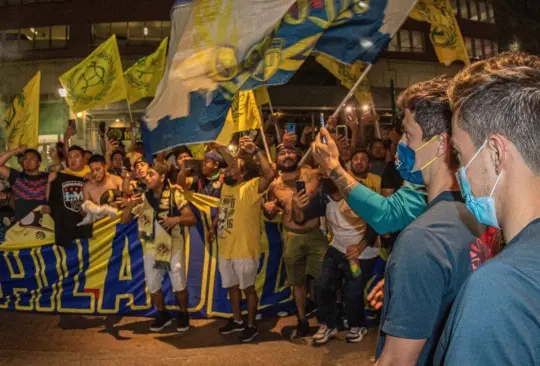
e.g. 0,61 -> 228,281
325,196 -> 380,260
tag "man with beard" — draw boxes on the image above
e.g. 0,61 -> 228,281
264,143 -> 327,338
349,149 -> 381,194
369,139 -> 388,177
208,136 -> 275,342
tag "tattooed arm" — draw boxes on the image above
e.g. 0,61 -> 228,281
327,165 -> 360,199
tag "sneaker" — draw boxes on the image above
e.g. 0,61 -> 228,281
312,324 -> 338,345
292,318 -> 310,338
177,311 -> 190,332
239,325 -> 259,342
150,311 -> 172,332
305,299 -> 317,318
346,327 -> 368,343
219,319 -> 245,335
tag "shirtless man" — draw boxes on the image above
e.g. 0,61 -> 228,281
264,143 -> 327,337
83,154 -> 123,205
79,155 -> 123,225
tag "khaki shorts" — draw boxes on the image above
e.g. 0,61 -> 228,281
218,256 -> 259,290
282,226 -> 328,286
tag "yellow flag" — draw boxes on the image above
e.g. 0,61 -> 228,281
4,71 -> 40,149
315,54 -> 373,107
59,35 -> 127,113
216,90 -> 262,146
410,0 -> 470,66
254,87 -> 270,107
125,38 -> 168,104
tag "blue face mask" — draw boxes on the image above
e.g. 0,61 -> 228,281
395,136 -> 439,185
456,140 -> 502,228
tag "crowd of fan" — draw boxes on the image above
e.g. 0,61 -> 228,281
1,51 -> 539,365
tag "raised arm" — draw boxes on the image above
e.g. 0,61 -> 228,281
0,147 -> 23,179
239,136 -> 276,193
312,128 -> 426,234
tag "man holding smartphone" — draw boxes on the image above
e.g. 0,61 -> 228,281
264,143 -> 327,338
176,151 -> 225,198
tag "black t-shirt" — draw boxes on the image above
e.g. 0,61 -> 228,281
8,168 -> 48,222
381,160 -> 403,191
0,205 -> 15,243
48,173 -> 92,247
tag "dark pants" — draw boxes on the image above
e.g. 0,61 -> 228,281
316,246 -> 377,329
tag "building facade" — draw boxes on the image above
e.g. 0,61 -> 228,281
0,0 -> 499,157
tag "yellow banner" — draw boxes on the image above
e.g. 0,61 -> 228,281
125,38 -> 168,104
254,87 -> 270,106
410,0 -> 470,66
216,90 -> 262,146
59,35 -> 127,113
315,54 -> 373,106
4,71 -> 40,149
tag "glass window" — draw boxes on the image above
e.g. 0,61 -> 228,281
92,23 -> 111,44
483,39 -> 492,58
33,26 -> 51,49
469,0 -> 479,21
487,1 -> 495,23
474,38 -> 483,58
478,1 -> 487,21
492,40 -> 498,55
111,22 -> 128,44
451,0 -> 458,16
400,30 -> 411,52
51,25 -> 68,48
411,31 -> 424,53
465,37 -> 473,58
94,21 -> 167,46
460,0 -> 469,19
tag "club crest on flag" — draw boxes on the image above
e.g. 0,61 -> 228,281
62,181 -> 84,212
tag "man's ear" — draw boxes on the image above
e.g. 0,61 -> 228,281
489,134 -> 507,176
436,133 -> 451,157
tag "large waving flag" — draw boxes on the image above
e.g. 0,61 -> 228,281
125,38 -> 168,104
59,35 -> 127,113
4,71 -> 40,149
143,0 -> 417,155
410,0 -> 470,66
315,54 -> 373,106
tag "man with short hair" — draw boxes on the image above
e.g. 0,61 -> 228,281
435,52 -> 540,365
264,143 -> 327,338
109,150 -> 127,177
312,76 -> 489,365
63,145 -> 91,177
83,155 -> 123,205
369,138 -> 387,177
209,136 -> 275,342
0,180 -> 15,243
349,149 -> 381,193
0,147 -> 49,221
121,164 -> 197,333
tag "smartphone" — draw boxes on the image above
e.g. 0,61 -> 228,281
286,123 -> 296,134
230,130 -> 260,147
320,113 -> 327,144
295,181 -> 306,193
183,159 -> 203,176
336,125 -> 348,139
68,119 -> 77,133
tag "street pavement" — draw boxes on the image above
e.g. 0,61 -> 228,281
0,310 -> 378,366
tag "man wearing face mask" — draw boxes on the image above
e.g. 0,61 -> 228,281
208,136 -> 275,342
435,53 -> 540,365
312,76 -> 490,365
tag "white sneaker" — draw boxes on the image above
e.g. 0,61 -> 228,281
346,327 -> 368,343
312,324 -> 338,345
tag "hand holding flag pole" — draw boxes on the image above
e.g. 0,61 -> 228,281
298,63 -> 373,167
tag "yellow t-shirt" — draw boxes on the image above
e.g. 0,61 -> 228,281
358,172 -> 381,194
218,177 -> 264,259
63,166 -> 91,178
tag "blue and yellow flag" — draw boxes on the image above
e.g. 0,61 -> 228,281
59,35 -> 127,113
125,38 -> 168,104
143,0 -> 417,155
3,72 -> 40,150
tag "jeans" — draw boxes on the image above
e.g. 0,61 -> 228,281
316,246 -> 377,328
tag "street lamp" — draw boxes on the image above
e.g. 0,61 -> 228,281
58,88 -> 67,97
362,105 -> 370,112
76,112 -> 83,119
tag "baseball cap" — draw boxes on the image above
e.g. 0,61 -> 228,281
205,151 -> 226,168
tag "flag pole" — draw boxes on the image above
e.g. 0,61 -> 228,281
298,63 -> 373,167
266,94 -> 281,144
259,107 -> 273,163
